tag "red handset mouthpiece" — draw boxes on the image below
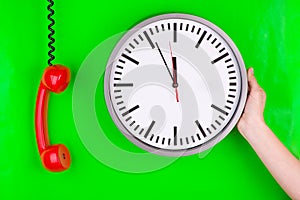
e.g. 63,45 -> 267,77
35,65 -> 71,172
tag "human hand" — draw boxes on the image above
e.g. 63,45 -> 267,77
237,68 -> 267,136
237,68 -> 300,199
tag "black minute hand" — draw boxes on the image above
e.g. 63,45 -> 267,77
155,42 -> 173,81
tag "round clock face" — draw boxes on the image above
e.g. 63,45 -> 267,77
104,13 -> 247,156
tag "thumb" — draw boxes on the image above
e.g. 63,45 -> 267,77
248,67 -> 259,91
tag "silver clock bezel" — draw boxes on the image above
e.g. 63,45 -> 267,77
104,13 -> 247,157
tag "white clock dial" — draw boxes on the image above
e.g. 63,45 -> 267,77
104,14 -> 247,156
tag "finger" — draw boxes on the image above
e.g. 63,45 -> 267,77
248,67 -> 259,91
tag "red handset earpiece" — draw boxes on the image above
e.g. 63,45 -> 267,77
35,65 -> 71,172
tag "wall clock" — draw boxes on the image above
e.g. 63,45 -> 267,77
104,13 -> 247,156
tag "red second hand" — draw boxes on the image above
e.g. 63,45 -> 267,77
175,88 -> 179,102
169,42 -> 179,102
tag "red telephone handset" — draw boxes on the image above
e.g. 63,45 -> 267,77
35,65 -> 71,172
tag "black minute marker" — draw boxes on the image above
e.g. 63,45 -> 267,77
114,83 -> 133,87
195,30 -> 207,48
211,104 -> 229,116
144,121 -> 155,138
143,31 -> 155,49
173,23 -> 177,43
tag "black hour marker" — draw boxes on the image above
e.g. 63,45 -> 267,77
211,104 -> 229,116
121,53 -> 139,65
195,30 -> 207,48
122,105 -> 140,117
143,31 -> 155,49
211,52 -> 229,64
168,23 -> 170,30
114,77 -> 121,80
173,23 -> 177,43
174,126 -> 177,146
195,120 -> 206,137
144,120 -> 155,138
114,83 -> 133,87
229,88 -> 236,92
230,82 -> 237,86
180,23 -> 183,30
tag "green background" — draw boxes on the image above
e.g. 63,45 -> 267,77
0,0 -> 299,199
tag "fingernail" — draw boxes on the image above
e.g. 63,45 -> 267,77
250,68 -> 254,75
